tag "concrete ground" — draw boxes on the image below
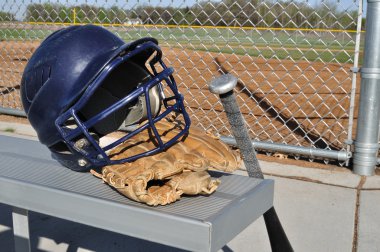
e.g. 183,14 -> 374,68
0,121 -> 379,252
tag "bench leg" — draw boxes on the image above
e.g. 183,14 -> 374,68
12,207 -> 31,252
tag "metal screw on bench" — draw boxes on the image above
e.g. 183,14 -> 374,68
209,74 -> 293,252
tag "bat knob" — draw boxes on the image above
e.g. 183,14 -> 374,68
208,74 -> 238,95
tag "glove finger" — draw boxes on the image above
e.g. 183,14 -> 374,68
178,153 -> 209,171
167,171 -> 220,195
154,119 -> 241,172
139,185 -> 181,206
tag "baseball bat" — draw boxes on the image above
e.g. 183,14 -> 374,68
209,74 -> 293,252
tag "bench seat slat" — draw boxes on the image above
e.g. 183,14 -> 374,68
0,135 -> 274,252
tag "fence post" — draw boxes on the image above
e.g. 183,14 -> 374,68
353,0 -> 380,175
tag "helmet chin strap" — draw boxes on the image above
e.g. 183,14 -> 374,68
122,85 -> 162,130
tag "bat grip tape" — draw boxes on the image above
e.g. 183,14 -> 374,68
219,91 -> 264,179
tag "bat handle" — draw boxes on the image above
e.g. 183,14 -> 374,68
209,74 -> 263,179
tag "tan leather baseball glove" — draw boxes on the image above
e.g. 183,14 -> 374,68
91,118 -> 241,206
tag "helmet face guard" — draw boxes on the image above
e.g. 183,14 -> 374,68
53,40 -> 190,171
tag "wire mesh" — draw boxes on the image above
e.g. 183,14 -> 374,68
0,0 -> 363,162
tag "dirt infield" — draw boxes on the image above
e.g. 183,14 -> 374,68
0,41 -> 39,110
162,47 -> 357,150
0,41 -> 358,152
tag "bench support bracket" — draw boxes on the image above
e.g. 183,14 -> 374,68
12,207 -> 31,252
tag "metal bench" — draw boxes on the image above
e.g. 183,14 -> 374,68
0,134 -> 274,252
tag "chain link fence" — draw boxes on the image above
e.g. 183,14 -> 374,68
0,0 -> 364,164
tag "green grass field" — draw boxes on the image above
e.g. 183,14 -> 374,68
0,25 -> 363,64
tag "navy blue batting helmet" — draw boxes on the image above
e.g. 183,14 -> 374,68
21,25 -> 190,171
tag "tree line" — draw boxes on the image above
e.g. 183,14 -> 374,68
0,11 -> 16,21
1,1 -> 363,30
23,3 -> 128,24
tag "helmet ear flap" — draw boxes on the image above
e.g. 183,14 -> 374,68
49,130 -> 104,172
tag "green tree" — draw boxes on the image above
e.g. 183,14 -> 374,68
108,6 -> 129,24
0,11 -> 16,21
26,3 -> 70,23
